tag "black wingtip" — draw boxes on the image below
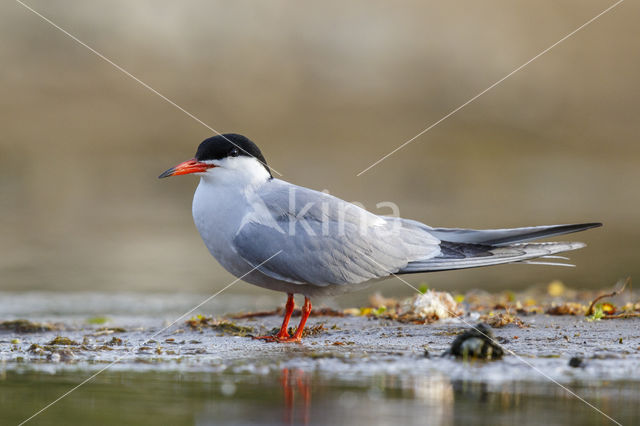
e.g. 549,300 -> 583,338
486,222 -> 602,245
581,222 -> 603,230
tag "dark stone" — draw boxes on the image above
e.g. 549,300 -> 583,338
569,357 -> 584,368
445,323 -> 504,360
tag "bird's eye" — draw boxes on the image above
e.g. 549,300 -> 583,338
230,148 -> 240,157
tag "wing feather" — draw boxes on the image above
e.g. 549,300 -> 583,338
232,181 -> 440,286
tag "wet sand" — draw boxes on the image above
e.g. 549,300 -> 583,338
1,292 -> 638,425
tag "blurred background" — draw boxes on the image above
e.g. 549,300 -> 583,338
1,0 -> 638,305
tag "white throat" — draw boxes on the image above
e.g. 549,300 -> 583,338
191,156 -> 271,273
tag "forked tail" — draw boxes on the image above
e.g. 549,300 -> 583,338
399,222 -> 601,273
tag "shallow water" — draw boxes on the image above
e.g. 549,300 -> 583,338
3,369 -> 638,425
1,292 -> 639,425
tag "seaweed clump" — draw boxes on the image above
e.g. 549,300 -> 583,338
187,315 -> 254,336
47,336 -> 79,346
28,343 -> 45,355
479,312 -> 528,328
267,323 -> 327,338
445,323 -> 504,361
0,319 -> 57,333
546,303 -> 586,316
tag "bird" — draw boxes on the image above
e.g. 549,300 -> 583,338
159,133 -> 601,342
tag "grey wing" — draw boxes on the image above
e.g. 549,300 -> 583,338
232,181 -> 440,286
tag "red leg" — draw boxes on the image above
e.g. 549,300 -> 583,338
276,297 -> 312,342
253,293 -> 295,341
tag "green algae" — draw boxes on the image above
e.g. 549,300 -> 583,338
87,317 -> 109,325
0,320 -> 57,333
187,315 -> 254,336
47,336 -> 79,346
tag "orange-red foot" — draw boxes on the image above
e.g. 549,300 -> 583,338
254,335 -> 301,343
252,333 -> 290,342
252,330 -> 302,343
252,293 -> 296,343
252,335 -> 277,341
251,295 -> 311,344
273,335 -> 302,343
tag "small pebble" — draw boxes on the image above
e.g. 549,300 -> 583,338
568,357 -> 584,368
446,323 -> 504,360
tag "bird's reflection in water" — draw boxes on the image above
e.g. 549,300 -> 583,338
281,368 -> 311,425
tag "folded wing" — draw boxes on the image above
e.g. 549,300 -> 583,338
232,181 -> 440,286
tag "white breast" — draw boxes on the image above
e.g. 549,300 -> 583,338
191,156 -> 272,278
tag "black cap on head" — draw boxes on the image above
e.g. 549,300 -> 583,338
195,134 -> 272,177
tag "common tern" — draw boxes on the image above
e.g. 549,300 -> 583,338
159,134 -> 601,342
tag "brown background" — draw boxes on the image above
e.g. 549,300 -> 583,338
1,1 -> 638,302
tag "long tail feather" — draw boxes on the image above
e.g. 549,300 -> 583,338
517,260 -> 576,267
427,222 -> 601,246
399,241 -> 585,273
